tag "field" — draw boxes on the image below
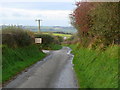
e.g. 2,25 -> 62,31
52,33 -> 72,38
42,32 -> 72,38
68,44 -> 119,88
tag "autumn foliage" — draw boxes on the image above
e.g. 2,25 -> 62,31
73,2 -> 94,33
70,2 -> 120,48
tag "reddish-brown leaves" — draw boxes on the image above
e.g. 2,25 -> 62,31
72,2 -> 95,33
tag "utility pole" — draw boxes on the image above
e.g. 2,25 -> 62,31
35,19 -> 42,33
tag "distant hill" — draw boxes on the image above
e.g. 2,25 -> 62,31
23,26 -> 77,34
0,25 -> 77,34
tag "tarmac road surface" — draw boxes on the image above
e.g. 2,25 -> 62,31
4,47 -> 78,88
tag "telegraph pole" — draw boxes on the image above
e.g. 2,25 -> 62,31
36,19 -> 42,33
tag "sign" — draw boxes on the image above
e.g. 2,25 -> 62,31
64,37 -> 67,40
35,38 -> 42,44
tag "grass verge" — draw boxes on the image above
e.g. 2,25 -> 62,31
42,44 -> 62,50
2,45 -> 46,83
68,44 -> 119,88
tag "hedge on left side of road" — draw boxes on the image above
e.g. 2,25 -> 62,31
2,26 -> 34,48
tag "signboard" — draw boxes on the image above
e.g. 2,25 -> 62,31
64,37 -> 67,40
35,38 -> 42,44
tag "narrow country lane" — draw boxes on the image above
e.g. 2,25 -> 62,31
4,47 -> 78,88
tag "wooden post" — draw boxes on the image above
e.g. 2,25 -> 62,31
36,19 -> 42,33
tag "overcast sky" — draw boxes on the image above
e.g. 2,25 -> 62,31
0,0 -> 78,26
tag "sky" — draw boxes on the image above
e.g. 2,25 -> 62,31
0,0 -> 78,26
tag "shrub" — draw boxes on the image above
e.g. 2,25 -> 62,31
70,2 -> 119,47
54,36 -> 63,44
2,26 -> 33,48
35,34 -> 55,45
14,31 -> 32,47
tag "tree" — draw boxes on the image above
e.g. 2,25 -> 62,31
70,2 -> 95,47
70,2 -> 120,47
90,2 -> 120,45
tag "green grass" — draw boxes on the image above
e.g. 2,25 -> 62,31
69,44 -> 119,88
42,44 -> 62,50
2,45 -> 46,83
48,44 -> 62,50
0,67 -> 1,84
42,32 -> 72,38
52,33 -> 72,37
